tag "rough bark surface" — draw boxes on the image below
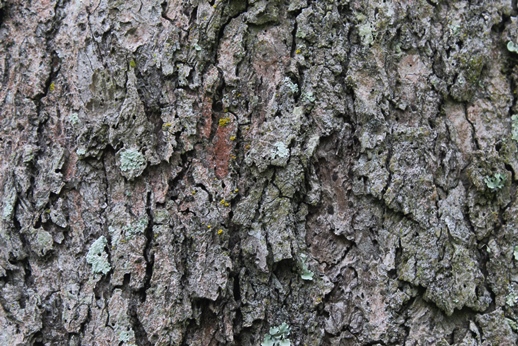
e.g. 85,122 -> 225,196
2,0 -> 518,345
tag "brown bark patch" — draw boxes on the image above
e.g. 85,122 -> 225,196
211,114 -> 236,179
199,96 -> 213,139
63,151 -> 78,182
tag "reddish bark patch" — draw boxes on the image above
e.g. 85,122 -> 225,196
130,180 -> 148,216
149,165 -> 169,204
213,124 -> 233,179
63,151 -> 78,182
199,96 -> 213,139
207,113 -> 237,179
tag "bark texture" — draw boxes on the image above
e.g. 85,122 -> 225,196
2,0 -> 518,345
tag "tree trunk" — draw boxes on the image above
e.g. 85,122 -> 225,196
2,0 -> 518,344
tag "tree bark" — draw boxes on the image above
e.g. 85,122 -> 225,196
2,0 -> 518,345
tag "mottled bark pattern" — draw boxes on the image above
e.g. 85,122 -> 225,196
2,0 -> 518,345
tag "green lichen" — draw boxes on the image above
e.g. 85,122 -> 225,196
86,236 -> 111,275
299,254 -> 314,281
484,173 -> 506,191
76,147 -> 87,156
119,148 -> 147,179
301,91 -> 315,104
120,148 -> 146,171
129,59 -> 137,68
507,41 -> 518,54
33,228 -> 54,256
511,115 -> 518,142
283,77 -> 299,95
124,217 -> 148,239
69,112 -> 80,125
2,190 -> 16,221
358,22 -> 374,46
153,209 -> 169,225
506,318 -> 518,332
119,329 -> 135,343
506,285 -> 517,307
273,142 -> 289,159
262,322 -> 291,346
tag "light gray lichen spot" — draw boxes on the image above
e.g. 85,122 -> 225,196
283,77 -> 299,95
119,329 -> 136,343
124,217 -> 148,239
301,91 -> 315,103
86,236 -> 111,275
358,22 -> 374,46
511,114 -> 518,142
273,142 -> 289,159
33,228 -> 54,256
2,190 -> 16,221
508,41 -> 518,54
69,112 -> 79,125
119,148 -> 147,180
76,147 -> 87,156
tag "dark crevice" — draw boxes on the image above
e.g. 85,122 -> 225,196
77,305 -> 91,342
129,298 -> 152,346
195,183 -> 214,203
0,3 -> 8,28
137,191 -> 155,303
93,273 -> 112,303
380,127 -> 394,197
181,298 -> 218,346
167,152 -> 192,201
289,12 -> 299,58
213,0 -> 249,68
491,11 -> 512,34
232,272 -> 241,303
38,291 -> 68,345
424,0 -> 437,8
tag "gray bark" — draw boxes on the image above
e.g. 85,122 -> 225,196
1,0 -> 518,345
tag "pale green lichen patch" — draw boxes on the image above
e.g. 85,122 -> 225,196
118,148 -> 147,180
301,91 -> 316,104
484,173 -> 506,191
511,114 -> 518,142
76,147 -> 87,157
262,322 -> 291,346
358,22 -> 374,46
119,328 -> 136,343
2,189 -> 16,221
507,318 -> 518,332
153,208 -> 170,225
69,112 -> 80,125
299,254 -> 314,281
86,236 -> 111,275
123,217 -> 148,239
507,41 -> 518,53
32,228 -> 54,256
282,77 -> 299,95
273,142 -> 289,159
506,285 -> 518,307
